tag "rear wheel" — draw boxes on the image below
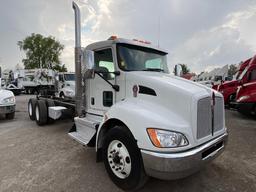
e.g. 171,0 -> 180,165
6,112 -> 15,119
35,100 -> 47,126
28,98 -> 37,120
103,126 -> 148,191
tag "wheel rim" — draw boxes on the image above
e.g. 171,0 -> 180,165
107,140 -> 131,179
28,102 -> 32,116
35,105 -> 39,121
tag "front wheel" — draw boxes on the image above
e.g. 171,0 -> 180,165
103,126 -> 148,191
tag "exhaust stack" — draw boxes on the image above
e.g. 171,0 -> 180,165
73,1 -> 83,116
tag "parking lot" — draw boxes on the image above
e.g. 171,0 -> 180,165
0,95 -> 255,192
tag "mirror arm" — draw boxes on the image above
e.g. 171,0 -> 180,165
94,70 -> 120,76
95,72 -> 119,92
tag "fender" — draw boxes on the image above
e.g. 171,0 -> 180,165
96,97 -> 192,153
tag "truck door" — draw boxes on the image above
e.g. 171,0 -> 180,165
88,48 -> 116,114
248,68 -> 256,83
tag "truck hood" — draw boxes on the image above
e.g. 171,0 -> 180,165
220,80 -> 238,89
125,72 -> 224,147
126,71 -> 215,97
66,81 -> 75,86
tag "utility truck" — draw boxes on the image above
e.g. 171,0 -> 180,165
0,67 -> 16,119
23,68 -> 56,95
27,2 -> 228,190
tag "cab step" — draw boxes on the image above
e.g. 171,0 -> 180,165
68,117 -> 99,145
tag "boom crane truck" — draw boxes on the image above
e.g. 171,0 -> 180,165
27,2 -> 228,190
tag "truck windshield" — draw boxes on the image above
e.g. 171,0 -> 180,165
64,74 -> 75,81
117,43 -> 168,73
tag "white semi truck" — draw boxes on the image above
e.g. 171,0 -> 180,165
0,67 -> 16,119
27,2 -> 228,190
58,72 -> 75,99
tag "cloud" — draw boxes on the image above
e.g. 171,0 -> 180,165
0,0 -> 256,74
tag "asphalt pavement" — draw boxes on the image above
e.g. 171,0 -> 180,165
0,95 -> 255,192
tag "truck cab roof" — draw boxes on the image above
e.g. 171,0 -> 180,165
85,37 -> 168,54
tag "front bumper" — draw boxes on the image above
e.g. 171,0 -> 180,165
231,102 -> 255,116
141,132 -> 228,180
0,105 -> 15,114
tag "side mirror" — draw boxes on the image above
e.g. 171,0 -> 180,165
83,50 -> 95,79
174,64 -> 183,77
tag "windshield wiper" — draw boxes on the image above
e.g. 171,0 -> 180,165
142,68 -> 164,72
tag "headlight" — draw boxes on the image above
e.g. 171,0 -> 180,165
147,128 -> 189,148
237,95 -> 250,102
3,96 -> 15,104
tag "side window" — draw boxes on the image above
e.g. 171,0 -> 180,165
103,91 -> 113,107
95,49 -> 115,80
249,69 -> 256,81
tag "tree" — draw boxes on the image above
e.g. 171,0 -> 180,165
18,33 -> 64,70
180,64 -> 190,74
52,64 -> 67,72
228,64 -> 237,77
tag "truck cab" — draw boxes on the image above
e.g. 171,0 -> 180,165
235,68 -> 256,116
58,72 -> 75,98
215,57 -> 255,107
67,35 -> 228,190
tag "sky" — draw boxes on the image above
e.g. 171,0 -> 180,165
0,0 -> 256,74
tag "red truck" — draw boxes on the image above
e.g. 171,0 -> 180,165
214,56 -> 256,107
235,80 -> 256,116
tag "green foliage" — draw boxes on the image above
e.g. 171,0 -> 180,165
52,64 -> 67,72
18,33 -> 64,70
228,64 -> 237,77
180,64 -> 190,74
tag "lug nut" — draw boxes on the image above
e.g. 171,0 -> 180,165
125,157 -> 130,164
117,143 -> 122,148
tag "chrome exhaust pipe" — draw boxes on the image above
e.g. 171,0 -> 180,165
73,1 -> 83,116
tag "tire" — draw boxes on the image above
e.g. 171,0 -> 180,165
226,94 -> 235,109
28,98 -> 37,120
6,112 -> 15,119
102,126 -> 148,191
35,100 -> 47,126
46,100 -> 55,124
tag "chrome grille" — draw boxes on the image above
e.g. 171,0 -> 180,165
197,97 -> 211,139
197,96 -> 224,139
214,97 -> 224,132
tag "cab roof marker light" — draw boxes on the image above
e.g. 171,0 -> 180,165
133,39 -> 151,44
108,35 -> 118,40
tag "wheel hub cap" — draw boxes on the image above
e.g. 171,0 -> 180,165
107,140 -> 131,179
